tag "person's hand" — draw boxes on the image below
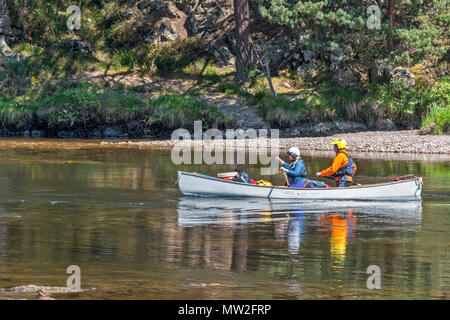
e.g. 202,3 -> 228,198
275,156 -> 284,165
315,172 -> 321,177
281,167 -> 288,173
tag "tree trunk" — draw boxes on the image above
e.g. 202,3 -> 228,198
233,0 -> 253,83
387,0 -> 395,49
264,56 -> 277,97
0,0 -> 12,55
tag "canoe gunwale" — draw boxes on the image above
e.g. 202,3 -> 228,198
178,171 -> 421,191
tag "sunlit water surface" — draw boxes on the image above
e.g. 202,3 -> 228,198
0,139 -> 448,299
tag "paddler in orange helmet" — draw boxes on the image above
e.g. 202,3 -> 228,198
315,139 -> 357,187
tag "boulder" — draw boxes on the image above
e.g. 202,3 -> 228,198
302,50 -> 318,62
0,34 -> 10,56
332,69 -> 360,88
368,64 -> 390,84
211,44 -> 235,66
329,49 -> 347,72
281,121 -> 368,138
375,118 -> 397,131
391,67 -> 415,89
138,0 -> 188,43
253,36 -> 296,69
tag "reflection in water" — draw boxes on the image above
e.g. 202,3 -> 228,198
287,211 -> 305,255
319,210 -> 357,270
177,197 -> 423,270
177,197 -> 422,228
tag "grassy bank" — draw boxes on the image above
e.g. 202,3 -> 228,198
0,89 -> 228,138
254,77 -> 449,133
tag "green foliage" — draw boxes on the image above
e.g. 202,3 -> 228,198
149,95 -> 227,130
154,38 -> 207,75
256,0 -> 449,66
257,93 -> 339,128
0,89 -> 152,136
110,48 -> 145,71
183,58 -> 217,77
420,77 -> 450,134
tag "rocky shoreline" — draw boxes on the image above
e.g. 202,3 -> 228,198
101,130 -> 448,155
1,130 -> 448,156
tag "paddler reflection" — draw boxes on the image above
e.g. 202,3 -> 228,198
318,209 -> 357,269
273,209 -> 306,255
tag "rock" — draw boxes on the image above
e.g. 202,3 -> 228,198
211,44 -> 234,66
138,0 -> 180,19
122,9 -> 135,20
332,69 -> 360,88
0,0 -> 12,56
342,44 -> 353,57
58,130 -> 76,138
391,67 -> 415,89
329,49 -> 346,72
7,53 -> 24,62
104,127 -> 124,138
418,123 -> 435,135
253,35 -> 298,70
329,62 -> 340,72
281,121 -> 368,137
9,285 -> 84,295
159,21 -> 178,41
0,34 -> 11,56
297,63 -> 318,81
31,130 -> 43,138
68,40 -> 93,54
375,118 -> 397,131
138,0 -> 188,43
302,50 -> 318,62
187,0 -> 233,40
368,64 -> 390,84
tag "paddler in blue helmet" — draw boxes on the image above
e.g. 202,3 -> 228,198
276,147 -> 307,187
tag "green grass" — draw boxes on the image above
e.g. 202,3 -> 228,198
421,104 -> 450,134
0,89 -> 229,137
149,94 -> 229,130
182,58 -> 218,77
419,77 -> 450,134
255,82 -> 367,128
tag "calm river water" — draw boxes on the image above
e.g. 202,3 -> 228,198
0,139 -> 448,299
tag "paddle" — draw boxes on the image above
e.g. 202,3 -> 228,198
281,169 -> 290,186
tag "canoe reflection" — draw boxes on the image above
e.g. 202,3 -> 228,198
177,197 -> 422,227
176,197 -> 422,272
177,197 -> 422,255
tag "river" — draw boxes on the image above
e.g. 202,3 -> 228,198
0,139 -> 448,299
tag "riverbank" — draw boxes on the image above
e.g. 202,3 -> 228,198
99,130 -> 450,154
1,130 -> 449,156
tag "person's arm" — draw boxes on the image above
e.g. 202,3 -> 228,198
320,154 -> 345,177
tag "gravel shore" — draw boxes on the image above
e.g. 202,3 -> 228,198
100,130 -> 450,155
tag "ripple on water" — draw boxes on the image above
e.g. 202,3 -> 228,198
0,213 -> 22,219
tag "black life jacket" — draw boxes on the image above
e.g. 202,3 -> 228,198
335,151 -> 355,177
233,170 -> 252,184
288,159 -> 307,178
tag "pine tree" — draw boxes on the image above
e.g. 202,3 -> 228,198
234,0 -> 254,82
255,0 -> 448,66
